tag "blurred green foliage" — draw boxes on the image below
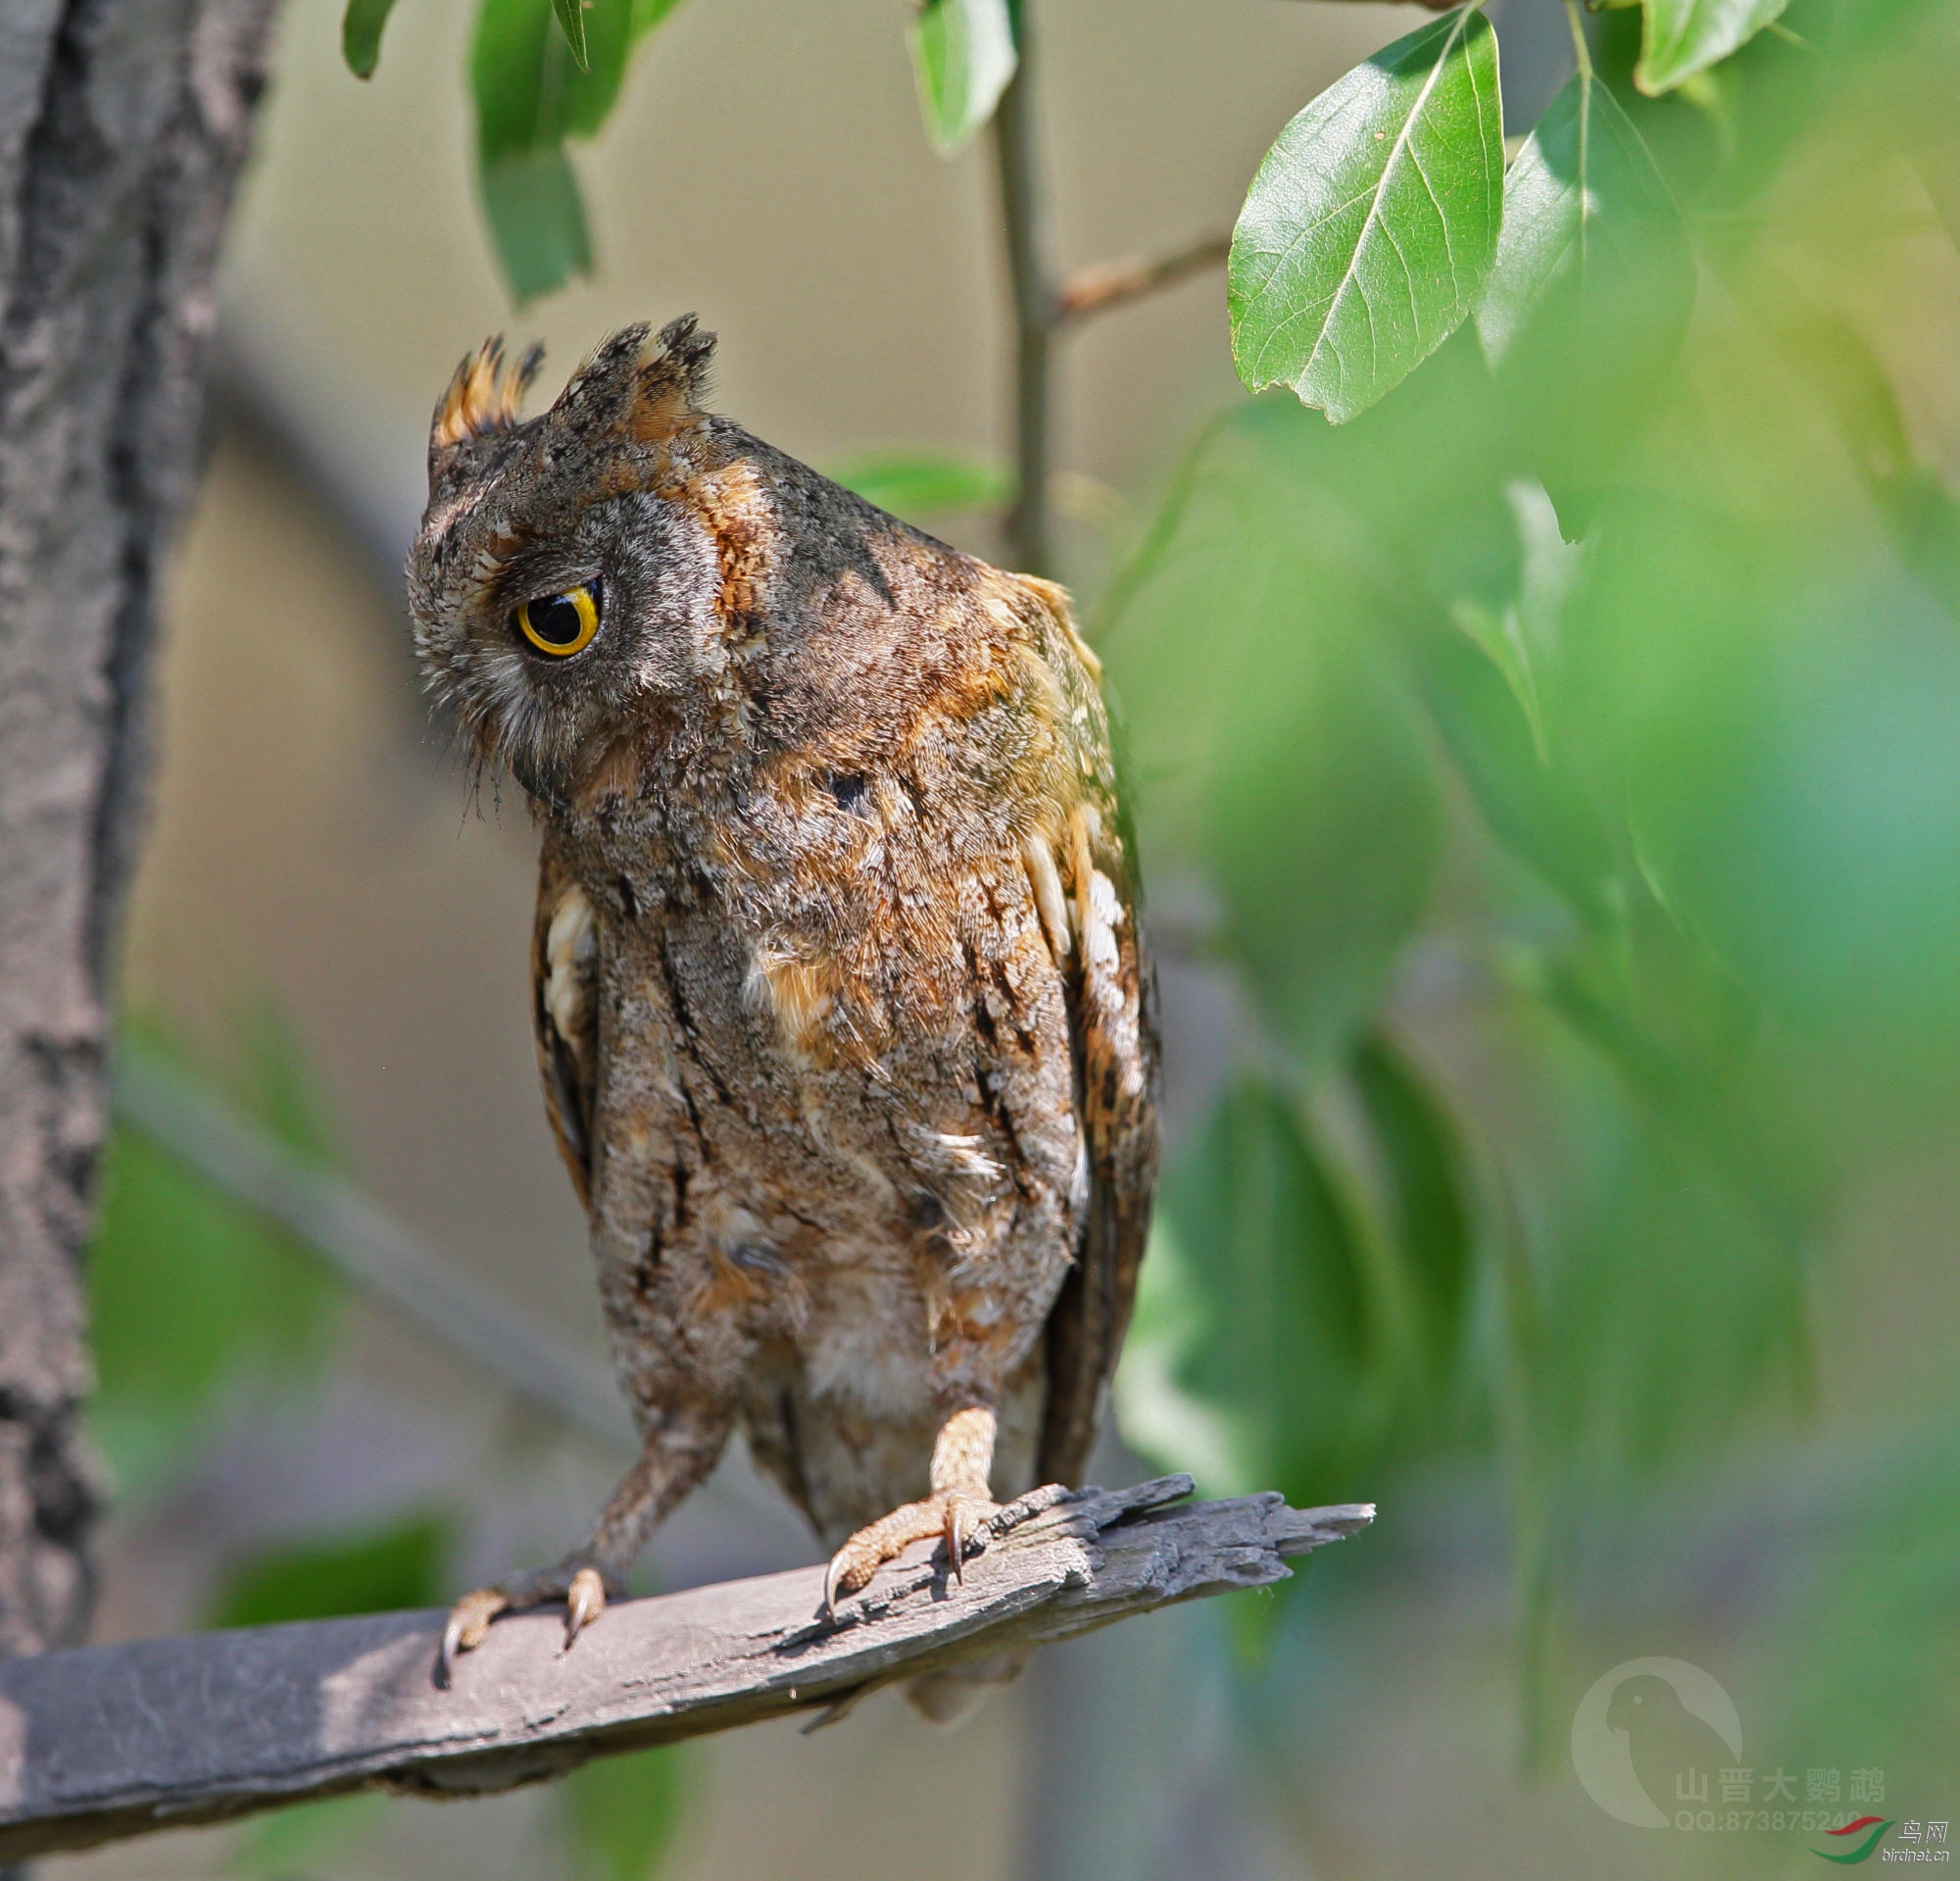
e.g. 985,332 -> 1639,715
561,1745 -> 688,1881
1106,0 -> 1960,1797
209,1510 -> 451,1629
827,452 -> 1013,526
89,1014 -> 340,1498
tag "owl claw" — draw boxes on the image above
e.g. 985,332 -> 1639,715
438,1612 -> 466,1688
821,1489 -> 999,1618
436,1586 -> 511,1686
564,1567 -> 607,1650
823,1549 -> 857,1617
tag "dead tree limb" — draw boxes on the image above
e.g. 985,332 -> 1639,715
0,1477 -> 1372,1861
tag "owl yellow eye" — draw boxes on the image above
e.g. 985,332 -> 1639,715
516,583 -> 600,657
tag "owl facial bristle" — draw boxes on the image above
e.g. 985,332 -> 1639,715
430,335 -> 546,459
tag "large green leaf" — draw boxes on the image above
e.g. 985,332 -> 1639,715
1637,0 -> 1788,94
907,0 -> 1016,157
1229,8 -> 1503,423
481,148 -> 594,305
562,1746 -> 686,1881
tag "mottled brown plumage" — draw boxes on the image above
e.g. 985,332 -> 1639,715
407,317 -> 1158,1697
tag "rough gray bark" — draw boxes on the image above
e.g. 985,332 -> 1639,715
0,0 -> 278,1655
0,1478 -> 1373,1861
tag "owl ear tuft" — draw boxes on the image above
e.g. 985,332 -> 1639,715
430,335 -> 544,464
550,315 -> 718,450
633,313 -> 716,438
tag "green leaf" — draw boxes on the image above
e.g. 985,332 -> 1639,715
1123,1080 -> 1375,1507
1349,1033 -> 1473,1388
553,0 -> 590,71
1637,0 -> 1788,94
907,0 -> 1017,157
481,148 -> 593,305
210,1511 -> 451,1629
1229,7 -> 1504,423
1473,70 -> 1693,532
562,1745 -> 686,1881
1476,71 -> 1693,371
827,452 -> 1011,522
473,0 -> 638,160
341,0 -> 399,77
470,0 -> 682,301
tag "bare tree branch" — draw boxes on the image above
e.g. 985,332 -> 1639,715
0,1478 -> 1373,1861
1055,234 -> 1233,323
113,1049 -> 634,1452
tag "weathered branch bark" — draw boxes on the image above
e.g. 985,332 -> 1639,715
0,0 -> 278,1655
0,1478 -> 1372,1860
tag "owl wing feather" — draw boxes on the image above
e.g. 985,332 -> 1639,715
533,841 -> 600,1214
1037,795 -> 1160,1485
1023,588 -> 1162,1488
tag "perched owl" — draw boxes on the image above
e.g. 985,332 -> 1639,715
407,317 -> 1158,1701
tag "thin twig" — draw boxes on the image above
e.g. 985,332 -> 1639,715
112,1050 -> 634,1452
0,1477 -> 1373,1860
1055,233 -> 1232,323
994,0 -> 1056,574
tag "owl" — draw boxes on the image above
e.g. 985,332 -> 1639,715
407,317 -> 1158,1705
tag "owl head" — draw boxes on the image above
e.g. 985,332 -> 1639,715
405,314 -> 729,807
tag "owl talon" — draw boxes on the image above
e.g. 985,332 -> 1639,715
564,1567 -> 607,1649
436,1563 -> 606,1684
437,1586 -> 511,1686
823,1551 -> 855,1617
439,1613 -> 466,1688
821,1488 -> 1000,1617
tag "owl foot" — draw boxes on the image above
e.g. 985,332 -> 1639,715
437,1561 -> 608,1685
822,1488 -> 1004,1614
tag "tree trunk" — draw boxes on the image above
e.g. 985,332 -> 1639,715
0,0 -> 278,1656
